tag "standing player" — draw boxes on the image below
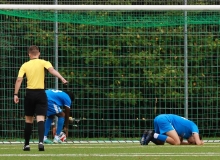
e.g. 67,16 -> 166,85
14,45 -> 67,151
140,114 -> 204,145
43,89 -> 74,144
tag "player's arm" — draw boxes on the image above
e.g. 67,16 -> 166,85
63,106 -> 70,136
179,136 -> 191,145
193,133 -> 204,145
14,77 -> 23,103
47,67 -> 67,84
180,141 -> 192,145
180,138 -> 196,145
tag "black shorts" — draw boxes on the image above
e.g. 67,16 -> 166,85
24,89 -> 47,116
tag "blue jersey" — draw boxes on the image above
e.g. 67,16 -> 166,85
45,89 -> 72,116
154,114 -> 199,139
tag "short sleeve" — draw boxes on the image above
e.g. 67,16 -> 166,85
17,64 -> 26,78
191,123 -> 199,134
43,60 -> 53,69
63,95 -> 72,108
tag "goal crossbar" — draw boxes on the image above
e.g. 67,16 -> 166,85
0,5 -> 219,11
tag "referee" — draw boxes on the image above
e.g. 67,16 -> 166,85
14,45 -> 67,151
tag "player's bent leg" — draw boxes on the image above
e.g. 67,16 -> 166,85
165,130 -> 181,145
43,115 -> 55,144
53,112 -> 65,143
140,130 -> 165,145
140,130 -> 148,145
56,117 -> 65,134
144,130 -> 154,145
151,138 -> 165,145
44,117 -> 53,134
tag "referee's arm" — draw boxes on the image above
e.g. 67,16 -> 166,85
47,67 -> 68,84
14,77 -> 23,103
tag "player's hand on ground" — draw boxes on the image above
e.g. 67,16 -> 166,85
200,140 -> 204,145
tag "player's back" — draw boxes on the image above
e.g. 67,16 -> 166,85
46,89 -> 71,107
167,114 -> 199,138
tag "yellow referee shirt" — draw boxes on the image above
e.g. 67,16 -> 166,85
18,59 -> 53,89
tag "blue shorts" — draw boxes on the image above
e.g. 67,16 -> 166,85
154,114 -> 175,134
46,101 -> 62,117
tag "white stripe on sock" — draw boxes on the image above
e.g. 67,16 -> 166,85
154,133 -> 159,139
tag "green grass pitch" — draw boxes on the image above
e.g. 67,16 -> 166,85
0,142 -> 220,160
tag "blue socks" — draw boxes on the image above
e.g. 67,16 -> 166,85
44,117 -> 53,137
44,116 -> 65,137
56,117 -> 65,135
154,133 -> 167,142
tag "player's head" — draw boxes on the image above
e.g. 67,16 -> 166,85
28,45 -> 40,56
64,91 -> 75,102
187,134 -> 202,144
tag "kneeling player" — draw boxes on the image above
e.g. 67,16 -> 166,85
140,114 -> 204,145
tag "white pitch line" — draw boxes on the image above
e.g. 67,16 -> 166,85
0,153 -> 220,157
1,140 -> 219,144
0,145 -> 220,150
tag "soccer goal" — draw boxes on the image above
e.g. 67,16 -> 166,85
0,3 -> 220,143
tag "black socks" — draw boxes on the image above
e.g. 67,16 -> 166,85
24,123 -> 33,146
37,121 -> 44,143
24,121 -> 45,145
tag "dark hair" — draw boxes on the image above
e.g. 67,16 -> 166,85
28,45 -> 40,55
64,91 -> 75,102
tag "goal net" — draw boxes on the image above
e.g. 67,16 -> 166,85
0,3 -> 220,143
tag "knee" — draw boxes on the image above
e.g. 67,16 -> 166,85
167,137 -> 181,145
36,115 -> 45,122
173,140 -> 181,145
25,116 -> 34,123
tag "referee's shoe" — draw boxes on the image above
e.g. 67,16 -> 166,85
23,145 -> 30,151
38,142 -> 44,151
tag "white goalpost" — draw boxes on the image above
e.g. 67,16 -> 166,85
0,5 -> 219,10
